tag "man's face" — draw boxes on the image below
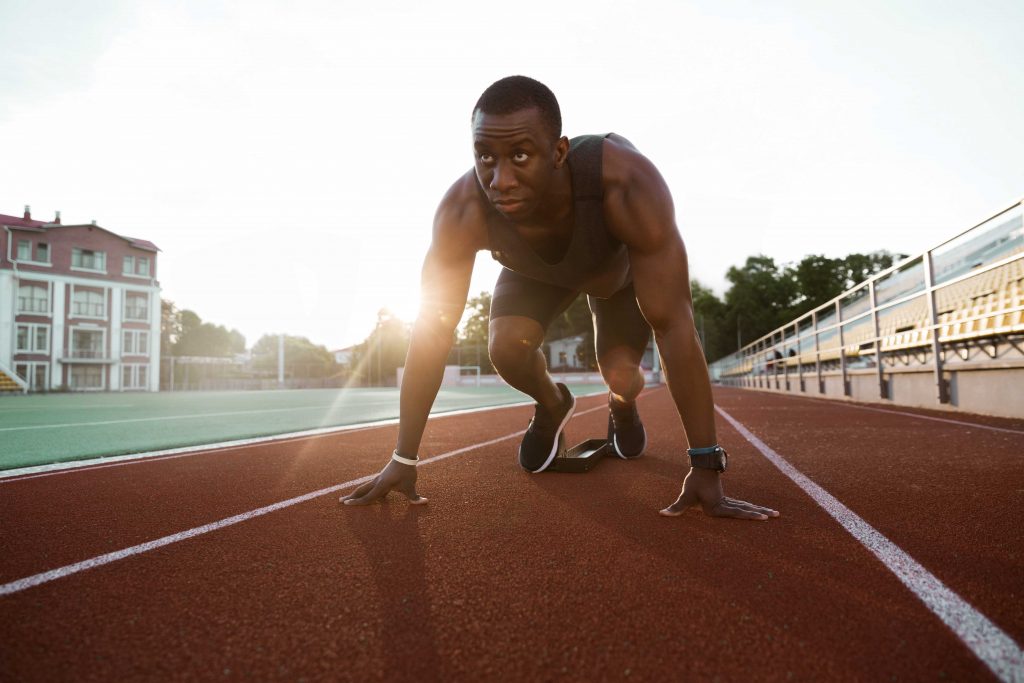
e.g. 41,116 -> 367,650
471,107 -> 565,221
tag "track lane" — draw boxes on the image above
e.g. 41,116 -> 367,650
0,397 -> 615,583
0,388 -> 1003,681
712,386 -> 1024,646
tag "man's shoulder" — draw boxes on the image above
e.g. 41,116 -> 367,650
433,170 -> 489,252
601,134 -> 660,192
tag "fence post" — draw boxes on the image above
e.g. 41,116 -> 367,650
837,300 -> 849,396
923,250 -> 950,404
869,279 -> 886,399
814,310 -> 822,393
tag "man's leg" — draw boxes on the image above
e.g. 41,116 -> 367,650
488,315 -> 564,412
589,283 -> 653,458
488,268 -> 579,472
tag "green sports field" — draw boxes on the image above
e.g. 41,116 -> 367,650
0,385 -> 612,472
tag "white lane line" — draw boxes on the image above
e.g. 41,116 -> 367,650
724,386 -> 1024,436
0,402 -> 612,597
0,389 -> 616,481
0,405 -> 350,432
716,406 -> 1024,683
0,402 -> 539,481
831,402 -> 1024,436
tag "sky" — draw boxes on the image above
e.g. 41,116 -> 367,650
2,0 -> 1022,350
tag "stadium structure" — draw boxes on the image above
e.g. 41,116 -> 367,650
0,206 -> 162,393
711,199 -> 1024,419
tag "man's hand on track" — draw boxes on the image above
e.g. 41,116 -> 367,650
341,460 -> 428,506
659,468 -> 779,521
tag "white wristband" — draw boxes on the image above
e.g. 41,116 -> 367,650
391,451 -> 419,467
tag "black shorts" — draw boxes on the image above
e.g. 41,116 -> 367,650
489,267 -> 652,359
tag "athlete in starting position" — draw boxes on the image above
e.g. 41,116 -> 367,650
343,76 -> 779,521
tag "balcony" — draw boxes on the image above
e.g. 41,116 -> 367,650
61,349 -> 114,364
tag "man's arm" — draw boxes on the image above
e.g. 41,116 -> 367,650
603,139 -> 779,520
343,174 -> 485,506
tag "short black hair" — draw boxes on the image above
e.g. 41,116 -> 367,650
472,75 -> 562,140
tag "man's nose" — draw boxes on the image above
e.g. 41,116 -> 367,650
490,161 -> 518,193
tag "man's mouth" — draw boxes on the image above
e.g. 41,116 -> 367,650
493,198 -> 525,213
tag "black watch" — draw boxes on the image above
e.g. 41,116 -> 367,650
687,446 -> 728,473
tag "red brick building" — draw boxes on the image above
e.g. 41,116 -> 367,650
0,206 -> 161,392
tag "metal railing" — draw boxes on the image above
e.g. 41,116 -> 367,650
709,198 -> 1024,404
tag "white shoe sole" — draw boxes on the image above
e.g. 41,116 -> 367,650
521,390 -> 577,473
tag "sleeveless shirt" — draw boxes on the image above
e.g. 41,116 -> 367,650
482,134 -> 632,299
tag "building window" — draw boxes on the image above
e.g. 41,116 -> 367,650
70,328 -> 105,359
72,248 -> 106,271
123,329 -> 149,356
70,365 -> 105,390
17,284 -> 49,314
72,289 -> 105,318
13,363 -> 47,390
15,323 -> 50,353
123,255 -> 152,277
17,240 -> 31,260
36,242 -> 50,263
122,363 -> 149,390
124,292 -> 149,321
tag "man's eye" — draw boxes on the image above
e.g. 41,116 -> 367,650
513,152 -> 529,162
479,153 -> 494,163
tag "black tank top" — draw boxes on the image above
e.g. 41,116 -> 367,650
482,134 -> 632,299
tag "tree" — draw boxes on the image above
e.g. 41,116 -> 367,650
723,255 -> 799,350
174,310 -> 245,358
161,299 -> 182,354
350,308 -> 412,386
160,301 -> 245,357
454,292 -> 495,373
252,334 -> 337,378
690,280 -> 728,361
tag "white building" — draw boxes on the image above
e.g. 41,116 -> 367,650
0,206 -> 161,392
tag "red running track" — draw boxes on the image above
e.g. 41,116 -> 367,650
1,386 -> 1022,681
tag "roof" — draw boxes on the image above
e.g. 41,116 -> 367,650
0,213 -> 160,252
0,213 -> 46,228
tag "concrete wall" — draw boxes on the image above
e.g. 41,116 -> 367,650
719,365 -> 1024,419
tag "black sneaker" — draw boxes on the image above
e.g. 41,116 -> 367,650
518,383 -> 576,473
607,393 -> 646,459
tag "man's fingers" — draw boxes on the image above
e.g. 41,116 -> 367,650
659,491 -> 697,517
724,497 -> 780,518
342,480 -> 390,506
711,500 -> 768,521
341,480 -> 376,503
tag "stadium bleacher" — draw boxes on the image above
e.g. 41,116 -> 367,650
711,200 -> 1023,416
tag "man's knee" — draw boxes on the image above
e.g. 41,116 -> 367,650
488,316 -> 544,373
598,347 -> 644,395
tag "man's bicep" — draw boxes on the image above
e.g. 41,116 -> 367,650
418,243 -> 474,332
629,236 -> 695,333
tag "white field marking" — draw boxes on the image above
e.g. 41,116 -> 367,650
0,404 -> 362,433
0,388 -> 615,481
716,406 -> 1024,683
0,401 -> 614,597
725,386 -> 1024,436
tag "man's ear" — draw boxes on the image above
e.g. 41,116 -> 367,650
554,136 -> 570,168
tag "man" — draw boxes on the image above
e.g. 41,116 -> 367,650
343,76 -> 778,521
